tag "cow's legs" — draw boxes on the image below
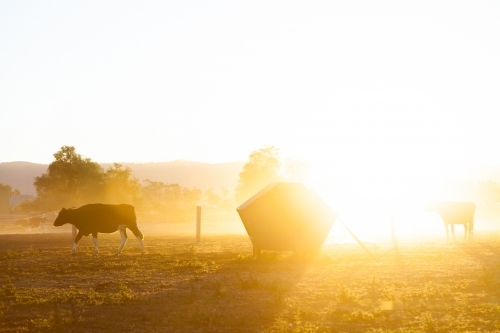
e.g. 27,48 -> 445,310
115,228 -> 128,255
450,224 -> 455,239
73,230 -> 85,254
464,223 -> 468,240
136,236 -> 144,254
92,232 -> 99,255
128,225 -> 145,254
444,223 -> 450,240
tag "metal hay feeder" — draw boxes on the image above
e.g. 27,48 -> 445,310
237,182 -> 337,255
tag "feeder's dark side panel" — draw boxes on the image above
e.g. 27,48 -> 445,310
237,183 -> 337,252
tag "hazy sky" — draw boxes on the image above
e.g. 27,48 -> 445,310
2,1 -> 500,201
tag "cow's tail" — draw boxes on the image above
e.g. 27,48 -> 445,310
129,225 -> 144,240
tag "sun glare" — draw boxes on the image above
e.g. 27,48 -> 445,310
303,142 -> 457,243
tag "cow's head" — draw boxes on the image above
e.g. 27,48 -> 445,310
53,208 -> 69,226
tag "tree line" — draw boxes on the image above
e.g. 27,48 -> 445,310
5,145 -> 500,222
8,146 -> 230,222
5,145 -> 303,222
0,184 -> 20,197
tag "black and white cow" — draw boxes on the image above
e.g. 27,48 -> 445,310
426,201 -> 475,240
53,203 -> 144,254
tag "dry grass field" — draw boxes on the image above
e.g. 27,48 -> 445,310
1,228 -> 500,332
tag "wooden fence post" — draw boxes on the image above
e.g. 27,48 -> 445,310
196,206 -> 201,243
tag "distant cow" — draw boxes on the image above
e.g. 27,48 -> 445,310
53,204 -> 144,255
426,201 -> 475,240
15,216 -> 47,231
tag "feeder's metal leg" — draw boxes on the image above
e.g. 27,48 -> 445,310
253,245 -> 261,257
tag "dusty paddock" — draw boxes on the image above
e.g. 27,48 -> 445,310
1,230 -> 500,332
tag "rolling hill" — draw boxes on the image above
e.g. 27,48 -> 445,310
0,160 -> 244,196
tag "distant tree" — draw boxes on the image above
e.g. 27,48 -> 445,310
101,163 -> 141,205
205,188 -> 221,207
141,180 -> 166,215
11,199 -> 35,214
218,186 -> 235,211
140,180 -> 204,222
0,183 -> 20,196
204,187 -> 234,210
33,146 -> 104,210
181,187 -> 202,208
141,179 -> 167,206
235,145 -> 281,204
163,184 -> 183,206
142,180 -> 182,210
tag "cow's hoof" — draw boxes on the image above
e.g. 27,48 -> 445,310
114,252 -> 121,256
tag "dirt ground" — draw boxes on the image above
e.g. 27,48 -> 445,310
0,229 -> 500,332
